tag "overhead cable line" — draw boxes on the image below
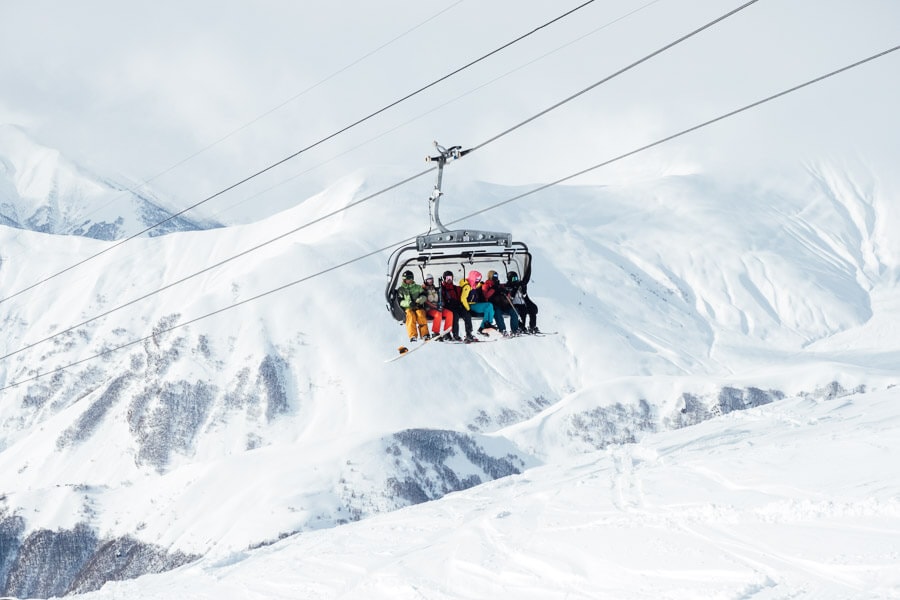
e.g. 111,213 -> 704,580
470,0 -> 758,153
0,0 -> 760,361
213,0 -> 758,224
0,0 -> 598,308
453,46 -> 900,221
65,1 -> 464,233
3,43 -> 897,390
207,0 -> 668,223
0,167 -> 435,364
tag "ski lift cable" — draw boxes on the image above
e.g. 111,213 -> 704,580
0,0 -> 599,308
0,167 -> 436,364
0,0 -> 716,360
204,0 -> 670,225
1,0 -> 742,363
3,43 -> 896,390
60,1 -> 466,234
452,45 -> 900,223
0,0 -> 821,362
468,0 -> 759,155
193,0 -> 755,231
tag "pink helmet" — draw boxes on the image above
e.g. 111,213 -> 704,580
466,270 -> 483,287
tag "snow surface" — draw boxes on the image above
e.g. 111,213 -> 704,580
0,1 -> 899,598
77,387 -> 900,599
1,159 -> 898,598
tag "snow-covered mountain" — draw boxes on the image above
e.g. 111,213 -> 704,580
0,125 -> 218,240
0,148 -> 898,598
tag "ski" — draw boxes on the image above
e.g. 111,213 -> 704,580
476,328 -> 516,341
486,330 -> 557,340
448,336 -> 498,344
386,326 -> 551,361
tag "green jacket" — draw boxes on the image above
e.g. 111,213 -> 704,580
397,281 -> 426,310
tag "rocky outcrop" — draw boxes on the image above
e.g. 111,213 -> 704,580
385,429 -> 527,505
0,518 -> 198,598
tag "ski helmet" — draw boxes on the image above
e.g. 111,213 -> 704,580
442,270 -> 454,281
467,270 -> 482,287
508,271 -> 519,282
425,273 -> 434,282
402,270 -> 414,280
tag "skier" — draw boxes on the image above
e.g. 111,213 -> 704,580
461,270 -> 496,336
439,271 -> 473,342
506,271 -> 539,334
396,270 -> 429,342
485,270 -> 520,336
423,274 -> 454,340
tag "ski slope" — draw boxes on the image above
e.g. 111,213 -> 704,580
1,159 -> 898,598
76,385 -> 900,600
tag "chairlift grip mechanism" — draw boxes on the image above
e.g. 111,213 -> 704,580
425,141 -> 472,233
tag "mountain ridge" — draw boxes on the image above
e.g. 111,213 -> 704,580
0,159 -> 898,596
0,124 -> 219,240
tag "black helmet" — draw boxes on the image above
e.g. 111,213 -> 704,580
508,271 -> 519,282
402,270 -> 414,280
442,270 -> 453,278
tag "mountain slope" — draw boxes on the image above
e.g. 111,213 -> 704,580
75,384 -> 900,600
0,159 -> 898,596
0,125 -> 218,240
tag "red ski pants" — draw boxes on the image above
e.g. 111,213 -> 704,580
428,308 -> 454,334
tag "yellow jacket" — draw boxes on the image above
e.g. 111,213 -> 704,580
459,278 -> 472,311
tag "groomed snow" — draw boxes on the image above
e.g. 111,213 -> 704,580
77,385 -> 900,600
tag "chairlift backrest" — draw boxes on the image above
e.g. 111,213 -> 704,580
385,242 -> 531,322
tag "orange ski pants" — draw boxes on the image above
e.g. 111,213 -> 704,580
405,308 -> 429,339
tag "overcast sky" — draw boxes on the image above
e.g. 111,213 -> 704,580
2,0 -> 898,224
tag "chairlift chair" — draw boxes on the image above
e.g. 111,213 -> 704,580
385,142 -> 533,322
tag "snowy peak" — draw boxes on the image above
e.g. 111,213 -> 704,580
0,124 -> 68,201
0,124 -> 219,240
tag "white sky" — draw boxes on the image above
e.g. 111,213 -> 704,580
2,0 -> 898,224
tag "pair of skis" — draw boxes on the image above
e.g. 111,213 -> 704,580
386,328 -> 556,362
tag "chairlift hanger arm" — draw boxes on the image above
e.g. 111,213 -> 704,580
384,140 -> 531,322
424,141 -> 474,235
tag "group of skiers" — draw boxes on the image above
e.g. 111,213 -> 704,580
396,269 -> 539,343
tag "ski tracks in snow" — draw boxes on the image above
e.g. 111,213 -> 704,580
609,444 -> 649,512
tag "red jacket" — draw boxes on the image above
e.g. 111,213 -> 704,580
481,279 -> 496,302
441,280 -> 463,307
482,279 -> 511,308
